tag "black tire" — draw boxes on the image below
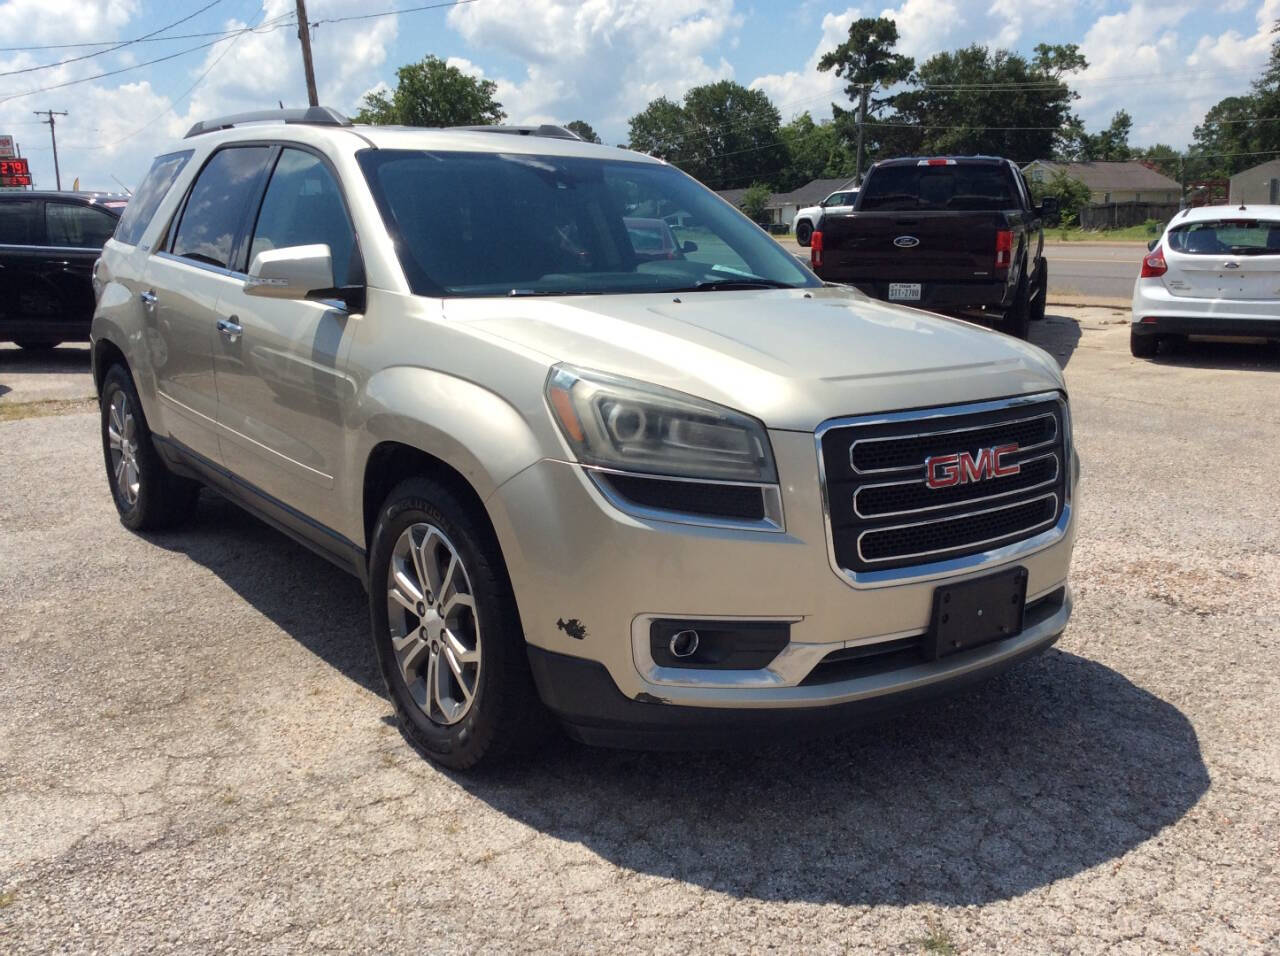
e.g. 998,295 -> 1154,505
368,476 -> 549,770
99,363 -> 200,531
1000,269 -> 1032,339
795,220 -> 813,246
14,339 -> 62,350
1129,328 -> 1158,358
1030,261 -> 1048,323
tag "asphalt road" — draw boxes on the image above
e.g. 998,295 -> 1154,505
1,315 -> 1278,952
1045,242 -> 1145,302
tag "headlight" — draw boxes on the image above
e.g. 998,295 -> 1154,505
545,364 -> 777,483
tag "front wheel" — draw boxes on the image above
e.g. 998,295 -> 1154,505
368,477 -> 548,770
99,364 -> 200,531
795,221 -> 812,246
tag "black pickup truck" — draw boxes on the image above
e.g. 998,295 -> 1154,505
810,156 -> 1058,338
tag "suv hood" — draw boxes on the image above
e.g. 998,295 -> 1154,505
448,286 -> 1065,432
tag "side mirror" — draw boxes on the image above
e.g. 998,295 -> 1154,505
1038,196 -> 1060,218
245,244 -> 335,300
818,199 -> 829,207
1147,238 -> 1159,252
681,240 -> 698,253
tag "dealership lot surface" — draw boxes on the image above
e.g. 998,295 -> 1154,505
1,311 -> 1277,953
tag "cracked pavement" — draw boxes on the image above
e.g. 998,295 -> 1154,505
1,312 -> 1277,953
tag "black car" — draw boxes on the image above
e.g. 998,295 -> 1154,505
0,191 -> 127,349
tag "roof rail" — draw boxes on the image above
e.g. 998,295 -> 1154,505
185,106 -> 352,138
447,124 -> 583,141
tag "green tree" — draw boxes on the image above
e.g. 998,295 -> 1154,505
740,182 -> 772,222
627,81 -> 785,190
1191,94 -> 1264,178
1066,110 -> 1133,162
879,45 -> 1083,162
565,120 -> 602,143
776,112 -> 853,191
816,17 -> 914,173
354,55 -> 505,127
1029,168 -> 1091,227
1136,143 -> 1182,181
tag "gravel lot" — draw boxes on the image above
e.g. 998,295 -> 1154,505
1,312 -> 1277,953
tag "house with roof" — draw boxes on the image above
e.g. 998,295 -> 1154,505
1021,160 -> 1181,204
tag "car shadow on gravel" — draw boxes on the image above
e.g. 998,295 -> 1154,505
1031,314 -> 1083,369
461,649 -> 1208,907
1151,339 -> 1280,372
150,489 -> 381,694
0,343 -> 91,372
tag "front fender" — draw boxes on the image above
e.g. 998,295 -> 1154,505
354,365 -> 550,509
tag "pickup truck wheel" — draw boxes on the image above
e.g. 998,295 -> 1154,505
1030,262 -> 1048,323
99,364 -> 200,531
795,221 -> 812,246
369,477 -> 548,770
1000,272 -> 1032,339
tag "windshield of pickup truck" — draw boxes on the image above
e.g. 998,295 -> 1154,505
859,164 -> 1017,212
1166,219 -> 1280,255
357,150 -> 819,297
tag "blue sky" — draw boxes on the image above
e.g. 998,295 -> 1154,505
0,0 -> 1273,191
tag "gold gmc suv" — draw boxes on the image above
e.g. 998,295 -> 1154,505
92,108 -> 1077,769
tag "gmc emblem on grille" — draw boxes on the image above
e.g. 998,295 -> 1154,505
925,444 -> 1020,489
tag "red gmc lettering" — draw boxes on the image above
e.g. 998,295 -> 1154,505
925,444 -> 1021,489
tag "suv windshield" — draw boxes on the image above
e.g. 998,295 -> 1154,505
1167,219 -> 1280,256
859,164 -> 1016,212
357,150 -> 819,297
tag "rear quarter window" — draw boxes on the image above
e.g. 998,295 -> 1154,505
0,199 -> 41,244
113,149 -> 194,247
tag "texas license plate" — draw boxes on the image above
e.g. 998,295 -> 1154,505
925,566 -> 1028,660
888,283 -> 921,301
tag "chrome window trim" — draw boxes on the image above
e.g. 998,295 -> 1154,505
154,249 -> 248,280
852,450 -> 1060,519
856,491 -> 1059,565
815,391 -> 1072,589
848,409 -> 1058,475
584,464 -> 785,533
0,242 -> 107,253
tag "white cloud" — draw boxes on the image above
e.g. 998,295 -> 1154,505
445,0 -> 741,136
879,0 -> 964,60
750,7 -> 861,121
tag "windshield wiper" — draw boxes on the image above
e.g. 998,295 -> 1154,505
507,288 -> 603,297
665,277 -> 798,292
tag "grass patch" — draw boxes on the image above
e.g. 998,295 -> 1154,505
0,398 -> 96,422
916,920 -> 958,955
0,888 -> 16,908
1049,225 -> 1158,242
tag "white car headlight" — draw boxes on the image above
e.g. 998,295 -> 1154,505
545,364 -> 777,483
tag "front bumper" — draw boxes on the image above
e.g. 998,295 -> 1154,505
486,427 -> 1076,728
1132,279 -> 1280,339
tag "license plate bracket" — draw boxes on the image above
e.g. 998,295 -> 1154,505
888,282 -> 922,301
926,566 -> 1028,660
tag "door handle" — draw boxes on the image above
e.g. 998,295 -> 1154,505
139,289 -> 157,307
217,316 -> 243,343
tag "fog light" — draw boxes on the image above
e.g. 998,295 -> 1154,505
669,629 -> 700,658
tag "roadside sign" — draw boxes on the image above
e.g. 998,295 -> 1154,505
0,135 -> 14,159
0,157 -> 32,187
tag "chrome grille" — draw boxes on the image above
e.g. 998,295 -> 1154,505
820,395 -> 1068,575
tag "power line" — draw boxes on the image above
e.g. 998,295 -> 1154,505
0,0 -> 224,79
311,0 -> 478,27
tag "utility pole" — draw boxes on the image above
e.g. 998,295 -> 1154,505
33,109 -> 67,190
294,0 -> 319,107
854,85 -> 869,184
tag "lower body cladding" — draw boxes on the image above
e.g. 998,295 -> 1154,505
487,425 -> 1077,747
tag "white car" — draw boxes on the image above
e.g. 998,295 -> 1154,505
793,188 -> 858,246
1132,204 -> 1280,357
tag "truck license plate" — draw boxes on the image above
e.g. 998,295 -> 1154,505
925,566 -> 1027,660
888,283 -> 921,301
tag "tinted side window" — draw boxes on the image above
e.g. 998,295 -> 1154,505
0,199 -> 42,244
248,148 -> 356,284
172,146 -> 273,269
46,202 -> 118,248
114,149 -> 193,246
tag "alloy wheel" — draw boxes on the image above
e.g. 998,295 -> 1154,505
386,523 -> 482,725
107,390 -> 140,507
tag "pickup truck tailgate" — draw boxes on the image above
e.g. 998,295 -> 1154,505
819,211 -> 1003,282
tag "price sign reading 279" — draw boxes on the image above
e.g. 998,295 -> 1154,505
0,158 -> 32,187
